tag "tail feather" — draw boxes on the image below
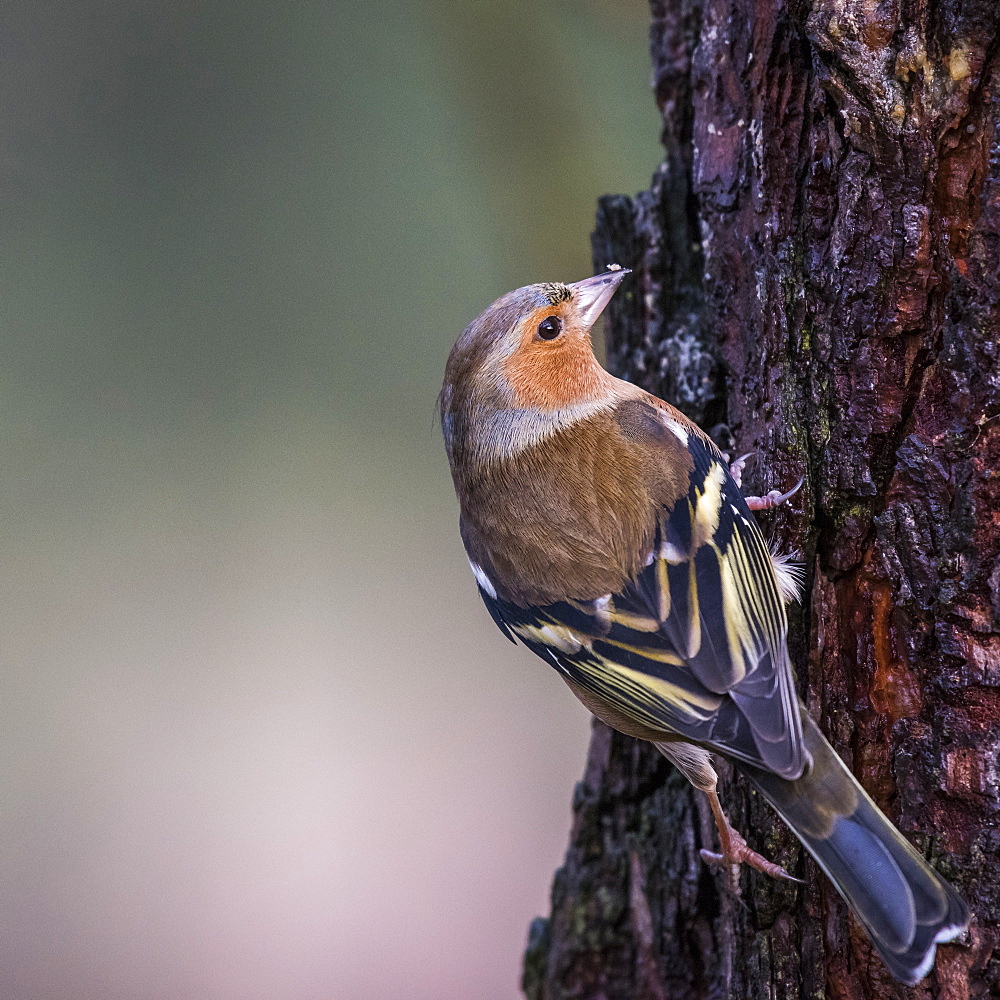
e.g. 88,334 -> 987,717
739,713 -> 969,985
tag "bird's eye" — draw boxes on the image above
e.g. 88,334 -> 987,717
537,316 -> 562,340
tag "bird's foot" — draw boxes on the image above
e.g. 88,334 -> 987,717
729,453 -> 803,511
744,477 -> 804,512
702,788 -> 801,882
700,841 -> 800,882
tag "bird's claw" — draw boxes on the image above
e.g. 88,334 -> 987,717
744,477 -> 804,512
728,452 -> 756,489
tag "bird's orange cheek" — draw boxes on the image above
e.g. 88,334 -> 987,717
503,339 -> 604,410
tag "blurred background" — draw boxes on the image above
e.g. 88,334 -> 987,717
0,3 -> 661,998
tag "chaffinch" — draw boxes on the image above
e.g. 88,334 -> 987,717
440,269 -> 970,985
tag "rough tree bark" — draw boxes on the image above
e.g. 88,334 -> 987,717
523,2 -> 1000,998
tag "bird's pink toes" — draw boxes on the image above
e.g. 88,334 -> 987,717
700,843 -> 801,882
744,477 -> 804,512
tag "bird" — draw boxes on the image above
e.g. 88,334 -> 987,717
439,267 -> 970,985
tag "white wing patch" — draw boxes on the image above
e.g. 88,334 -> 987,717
656,409 -> 689,445
469,560 -> 497,599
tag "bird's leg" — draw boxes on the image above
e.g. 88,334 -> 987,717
699,787 -> 801,882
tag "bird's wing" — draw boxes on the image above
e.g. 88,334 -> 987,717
479,400 -> 807,779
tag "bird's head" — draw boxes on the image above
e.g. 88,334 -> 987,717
440,269 -> 631,466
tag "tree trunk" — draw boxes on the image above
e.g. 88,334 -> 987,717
522,2 -> 1000,998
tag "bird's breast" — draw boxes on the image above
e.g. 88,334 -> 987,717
455,411 -> 680,606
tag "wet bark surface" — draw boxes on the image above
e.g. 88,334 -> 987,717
523,1 -> 1000,997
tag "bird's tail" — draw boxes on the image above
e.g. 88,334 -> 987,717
738,712 -> 969,985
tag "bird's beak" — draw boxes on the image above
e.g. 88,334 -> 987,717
567,268 -> 631,330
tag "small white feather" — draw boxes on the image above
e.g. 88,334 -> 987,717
769,546 -> 805,604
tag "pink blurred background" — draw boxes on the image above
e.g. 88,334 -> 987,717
0,3 -> 660,997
